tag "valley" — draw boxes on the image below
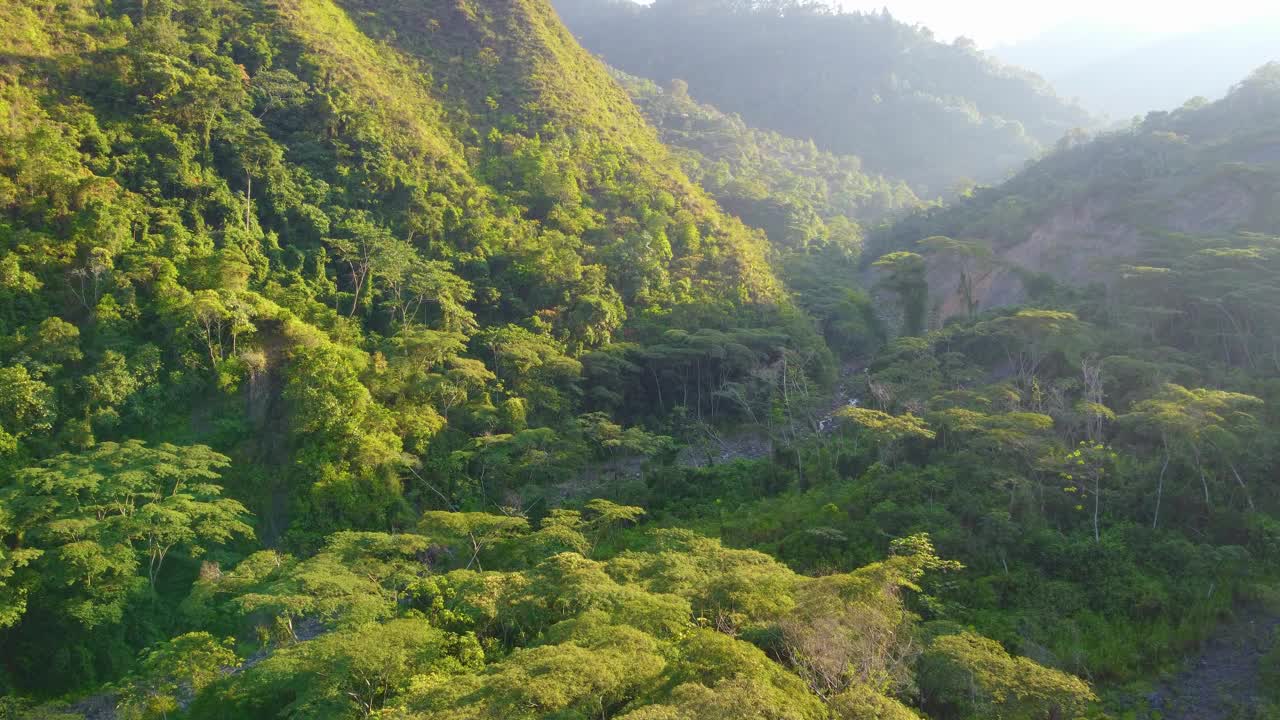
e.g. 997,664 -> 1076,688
0,0 -> 1278,718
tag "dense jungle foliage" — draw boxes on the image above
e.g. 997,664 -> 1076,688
1,0 -> 1279,719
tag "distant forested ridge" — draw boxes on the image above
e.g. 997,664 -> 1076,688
615,69 -> 920,250
870,62 -> 1280,323
554,0 -> 1095,194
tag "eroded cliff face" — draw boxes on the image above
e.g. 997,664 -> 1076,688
869,64 -> 1280,326
928,200 -> 1142,320
926,161 -> 1272,324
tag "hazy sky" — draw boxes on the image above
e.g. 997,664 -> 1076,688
835,0 -> 1280,46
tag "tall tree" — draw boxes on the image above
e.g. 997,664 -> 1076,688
872,252 -> 928,336
0,441 -> 252,628
1122,384 -> 1264,516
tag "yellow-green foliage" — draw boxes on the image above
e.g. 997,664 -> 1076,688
334,0 -> 781,302
924,632 -> 1096,719
183,519 -> 975,719
274,0 -> 462,171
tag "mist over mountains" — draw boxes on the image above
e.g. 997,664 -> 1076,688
553,0 -> 1095,195
994,16 -> 1280,120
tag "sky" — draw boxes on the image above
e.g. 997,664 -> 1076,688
833,0 -> 1280,47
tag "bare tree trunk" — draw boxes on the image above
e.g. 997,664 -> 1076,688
1211,300 -> 1253,369
347,264 -> 367,317
1153,436 -> 1170,529
466,533 -> 483,571
1227,459 -> 1255,511
1092,474 -> 1101,543
1193,444 -> 1210,509
650,364 -> 664,413
1081,355 -> 1106,442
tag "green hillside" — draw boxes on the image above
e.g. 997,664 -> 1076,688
611,69 -> 922,358
0,0 -> 799,531
0,0 -> 836,694
615,70 -> 921,252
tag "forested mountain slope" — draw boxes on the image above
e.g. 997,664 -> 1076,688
870,63 -> 1280,325
0,0 -> 837,694
751,66 -> 1280,720
0,0 -> 795,535
553,0 -> 1094,194
607,68 -> 920,358
614,69 -> 920,252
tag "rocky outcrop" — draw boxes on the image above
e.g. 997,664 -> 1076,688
925,161 -> 1273,324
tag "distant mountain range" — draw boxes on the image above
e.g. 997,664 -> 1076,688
994,17 -> 1280,121
554,0 -> 1095,195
